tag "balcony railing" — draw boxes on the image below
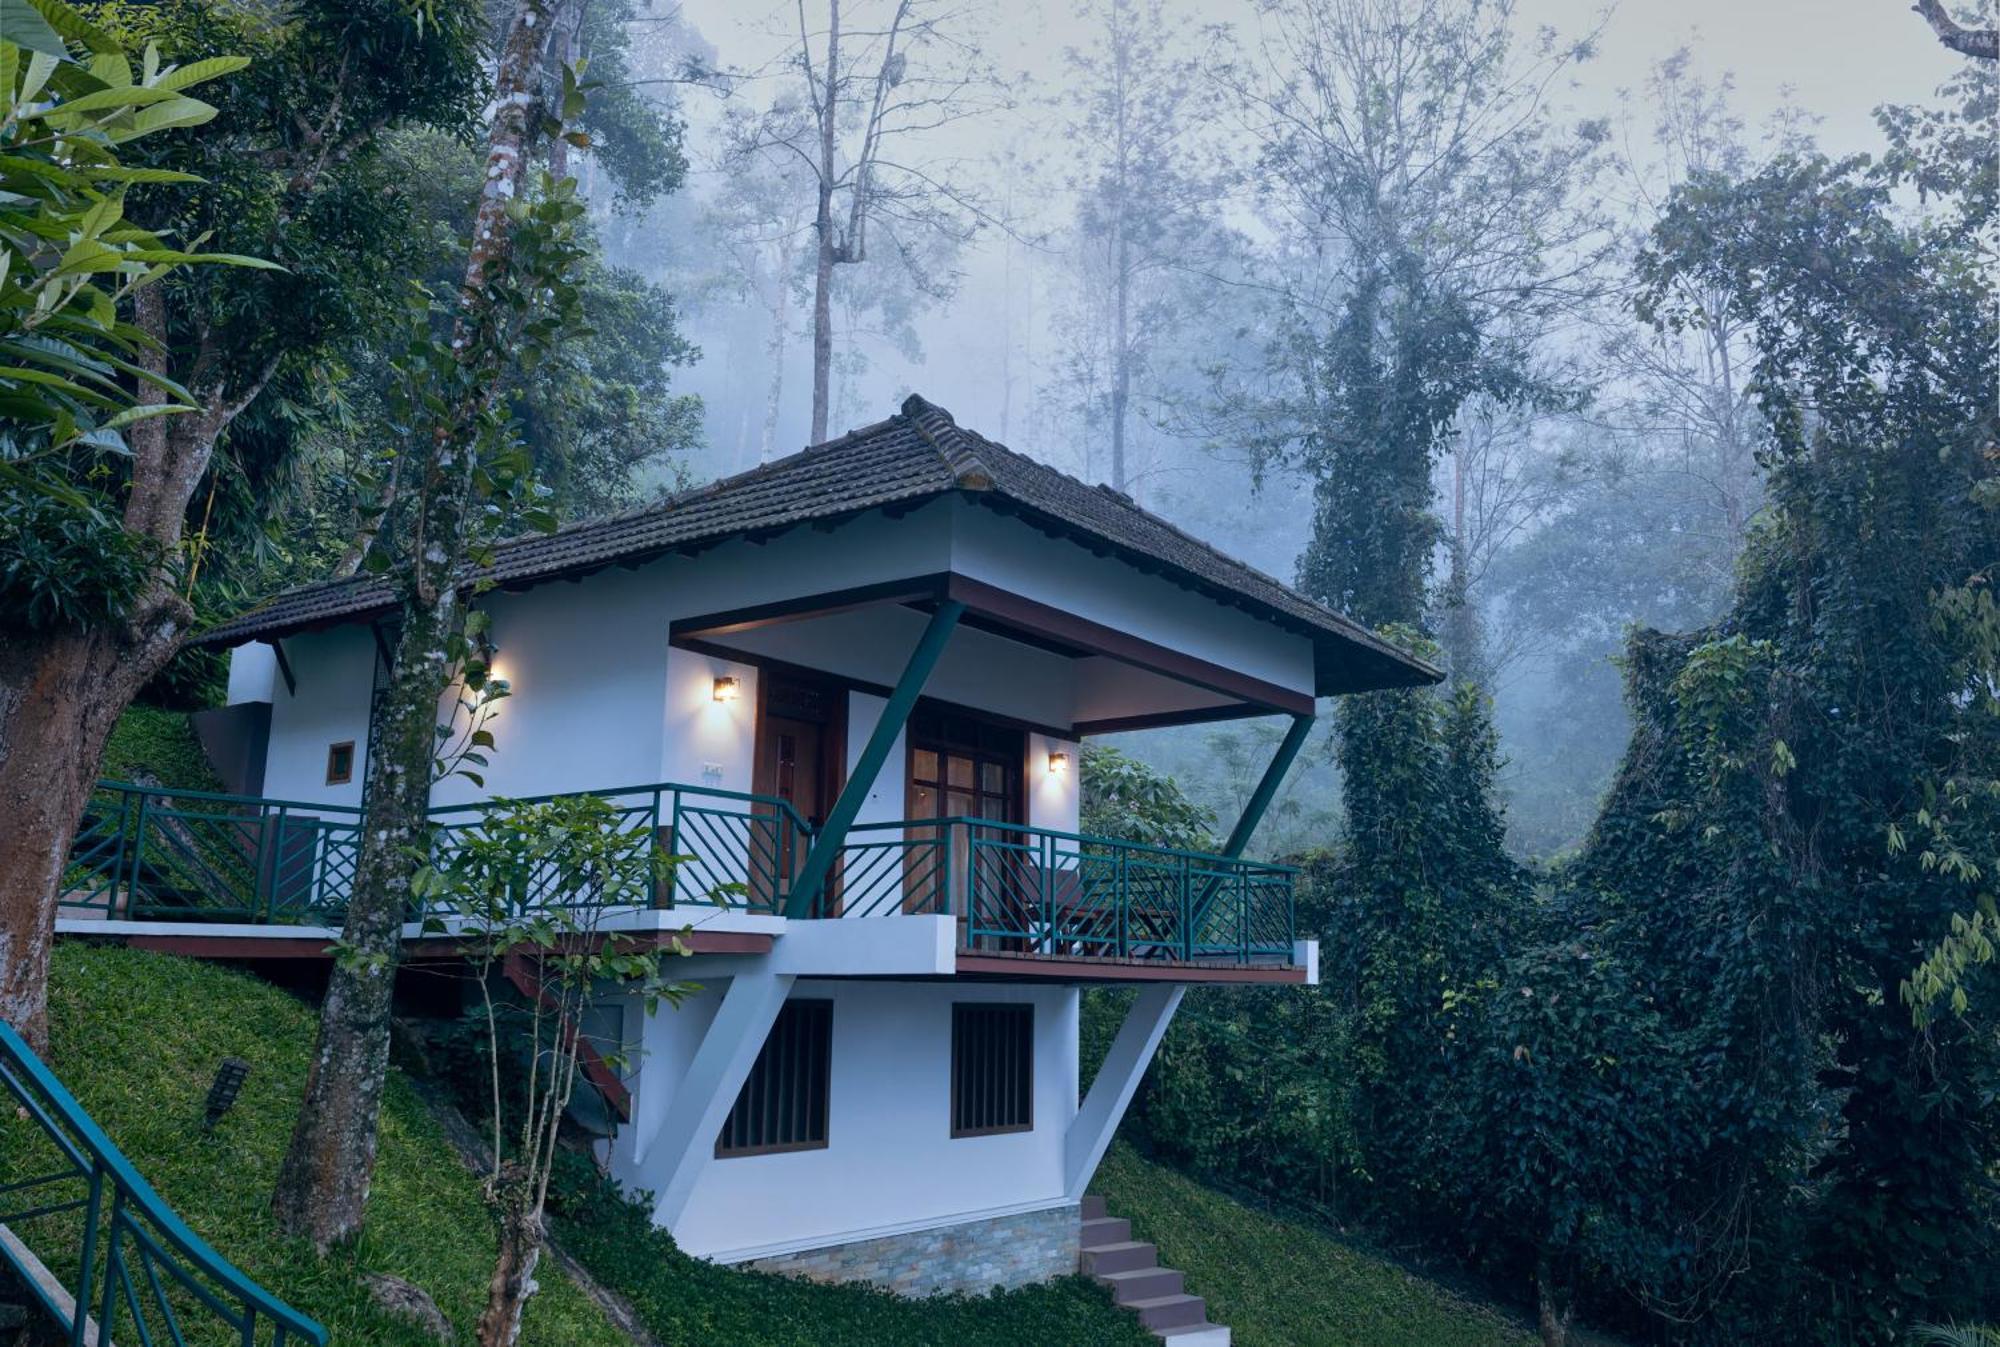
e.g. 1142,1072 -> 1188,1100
63,780 -> 1295,966
828,818 -> 1295,963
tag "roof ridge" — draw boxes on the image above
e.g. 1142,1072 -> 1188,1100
899,393 -> 993,490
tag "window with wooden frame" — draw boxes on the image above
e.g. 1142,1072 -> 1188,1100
715,999 -> 832,1157
324,741 -> 355,785
951,1002 -> 1033,1137
906,706 -> 1024,827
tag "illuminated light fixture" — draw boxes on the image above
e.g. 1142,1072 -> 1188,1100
712,675 -> 741,704
1047,751 -> 1071,777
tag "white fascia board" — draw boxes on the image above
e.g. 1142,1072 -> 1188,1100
1294,938 -> 1320,986
55,919 -> 342,940
766,914 -> 955,976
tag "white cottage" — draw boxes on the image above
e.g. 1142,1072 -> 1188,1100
66,395 -> 1434,1327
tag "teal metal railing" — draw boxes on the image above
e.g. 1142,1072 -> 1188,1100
62,782 -> 1294,965
825,817 -> 1296,964
421,781 -> 814,917
65,783 -> 364,925
0,1020 -> 327,1346
63,780 -> 814,925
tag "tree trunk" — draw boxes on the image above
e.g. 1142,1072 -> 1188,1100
476,1171 -> 544,1347
1110,225 -> 1130,494
0,632 -> 160,1051
761,269 -> 790,463
1535,1255 -> 1571,1347
808,0 -> 840,445
271,0 -> 556,1251
0,289 -> 267,1050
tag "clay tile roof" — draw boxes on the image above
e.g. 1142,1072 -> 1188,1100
199,394 -> 1438,695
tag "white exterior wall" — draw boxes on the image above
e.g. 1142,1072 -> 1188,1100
431,569 -> 673,808
225,641 -> 277,706
260,626 -> 374,809
228,494 -> 1286,836
610,977 -> 1080,1261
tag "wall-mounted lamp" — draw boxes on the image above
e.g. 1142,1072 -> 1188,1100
712,675 -> 742,704
1047,751 -> 1071,777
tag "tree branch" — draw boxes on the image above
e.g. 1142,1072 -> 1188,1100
1912,0 -> 1998,59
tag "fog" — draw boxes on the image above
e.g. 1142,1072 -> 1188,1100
589,0 -> 1966,856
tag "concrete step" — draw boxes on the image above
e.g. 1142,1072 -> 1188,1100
1080,1240 -> 1157,1275
1081,1215 -> 1131,1245
1155,1323 -> 1230,1347
1097,1266 -> 1184,1303
1080,1194 -> 1108,1220
1128,1293 -> 1207,1331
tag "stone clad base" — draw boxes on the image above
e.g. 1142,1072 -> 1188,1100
740,1202 -> 1082,1297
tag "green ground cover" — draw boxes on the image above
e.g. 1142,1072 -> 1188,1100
1095,1144 -> 1539,1347
3,943 -> 625,1346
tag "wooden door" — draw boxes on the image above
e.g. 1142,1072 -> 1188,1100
753,673 -> 844,912
904,707 -> 1023,923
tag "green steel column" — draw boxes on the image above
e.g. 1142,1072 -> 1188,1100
1219,712 -> 1316,859
784,600 -> 965,918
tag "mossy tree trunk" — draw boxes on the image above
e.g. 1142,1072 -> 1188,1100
269,0 -> 558,1251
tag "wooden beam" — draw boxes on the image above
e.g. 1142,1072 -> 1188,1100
669,573 -> 951,641
952,955 -> 1306,985
270,640 -> 297,696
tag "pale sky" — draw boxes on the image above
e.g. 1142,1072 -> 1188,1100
656,0 -> 1979,469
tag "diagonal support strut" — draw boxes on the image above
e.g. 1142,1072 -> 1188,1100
783,600 -> 965,918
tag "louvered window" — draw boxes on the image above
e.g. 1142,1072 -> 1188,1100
951,1002 -> 1033,1137
716,999 -> 832,1156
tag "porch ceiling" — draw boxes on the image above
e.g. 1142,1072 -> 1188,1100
669,571 -> 1304,738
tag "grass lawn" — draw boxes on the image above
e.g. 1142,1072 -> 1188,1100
4,942 -> 625,1347
98,704 -> 226,792
1095,1144 -> 1538,1347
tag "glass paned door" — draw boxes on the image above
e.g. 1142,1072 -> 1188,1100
904,710 -> 1022,924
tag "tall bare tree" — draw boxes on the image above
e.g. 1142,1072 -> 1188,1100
738,0 -> 1000,443
270,0 -> 581,1250
1054,0 -> 1227,495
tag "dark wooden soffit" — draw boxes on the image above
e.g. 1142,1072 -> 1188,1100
673,635 -> 1077,743
671,570 -> 1317,725
951,953 -> 1308,985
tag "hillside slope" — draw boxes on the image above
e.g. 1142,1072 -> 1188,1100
1095,1145 -> 1538,1347
9,941 -> 1151,1347
6,942 -> 625,1346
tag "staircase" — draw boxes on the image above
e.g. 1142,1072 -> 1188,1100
1080,1194 -> 1229,1346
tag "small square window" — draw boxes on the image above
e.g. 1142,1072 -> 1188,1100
952,1003 -> 1033,1137
717,999 -> 832,1157
325,741 -> 355,786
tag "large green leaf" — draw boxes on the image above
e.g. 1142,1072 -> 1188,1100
1,0 -> 68,58
152,55 -> 249,93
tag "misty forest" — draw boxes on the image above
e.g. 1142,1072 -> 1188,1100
1,0 -> 1996,1345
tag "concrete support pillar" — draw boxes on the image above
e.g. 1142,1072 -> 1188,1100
642,969 -> 797,1229
1063,984 -> 1184,1199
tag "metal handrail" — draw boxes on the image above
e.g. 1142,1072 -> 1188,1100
65,783 -> 1296,964
846,814 -> 1298,873
0,1020 -> 327,1346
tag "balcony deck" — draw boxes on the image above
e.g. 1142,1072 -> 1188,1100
62,780 -> 1299,973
